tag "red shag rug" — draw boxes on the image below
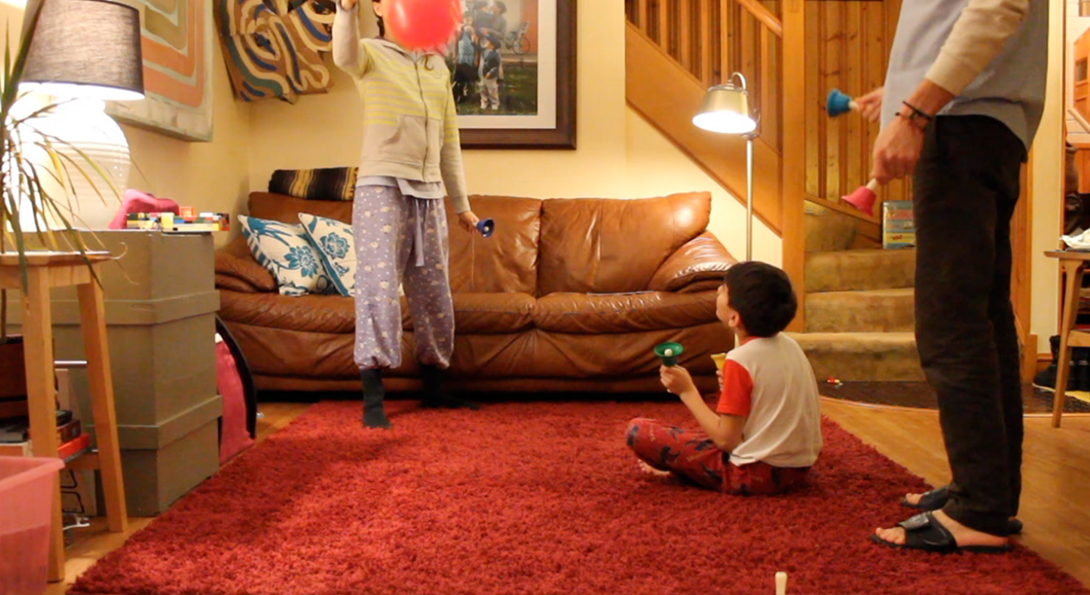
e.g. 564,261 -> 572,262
70,401 -> 1088,595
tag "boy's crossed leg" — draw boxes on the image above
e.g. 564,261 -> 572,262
626,417 -> 810,495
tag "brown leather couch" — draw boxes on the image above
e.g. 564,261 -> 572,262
215,191 -> 738,395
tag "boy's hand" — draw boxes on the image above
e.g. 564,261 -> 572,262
716,369 -> 723,392
458,211 -> 481,234
855,87 -> 883,123
660,365 -> 696,397
340,0 -> 357,10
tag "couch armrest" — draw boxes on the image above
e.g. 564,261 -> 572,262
648,232 -> 737,293
215,236 -> 276,293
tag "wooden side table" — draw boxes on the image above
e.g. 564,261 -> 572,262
0,252 -> 128,582
1044,250 -> 1090,428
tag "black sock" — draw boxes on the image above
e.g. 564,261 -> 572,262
420,364 -> 479,410
361,368 -> 391,428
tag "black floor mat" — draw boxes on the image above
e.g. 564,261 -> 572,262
822,381 -> 1090,414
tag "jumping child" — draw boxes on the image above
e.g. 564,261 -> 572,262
333,0 -> 482,428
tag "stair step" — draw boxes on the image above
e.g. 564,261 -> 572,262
789,332 -> 924,382
805,249 -> 916,293
805,288 -> 915,333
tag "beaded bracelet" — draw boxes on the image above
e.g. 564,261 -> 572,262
898,101 -> 934,129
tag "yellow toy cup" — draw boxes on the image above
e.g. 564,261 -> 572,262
711,353 -> 727,371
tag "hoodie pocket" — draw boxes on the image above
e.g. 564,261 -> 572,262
378,115 -> 429,164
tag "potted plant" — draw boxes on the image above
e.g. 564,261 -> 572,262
0,3 -> 127,401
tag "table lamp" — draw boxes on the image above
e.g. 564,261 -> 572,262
19,0 -> 144,230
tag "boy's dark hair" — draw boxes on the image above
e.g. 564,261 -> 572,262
723,261 -> 797,337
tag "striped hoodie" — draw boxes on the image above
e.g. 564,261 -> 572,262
333,5 -> 470,213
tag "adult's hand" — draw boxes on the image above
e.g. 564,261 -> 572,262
870,116 -> 925,184
855,87 -> 883,123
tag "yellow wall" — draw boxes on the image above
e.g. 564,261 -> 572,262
13,0 -> 1063,346
122,53 -> 253,242
246,0 -> 774,265
0,2 -> 252,248
1029,0 -> 1066,356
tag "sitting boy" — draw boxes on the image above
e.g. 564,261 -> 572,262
625,261 -> 822,495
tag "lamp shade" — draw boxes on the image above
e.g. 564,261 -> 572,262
693,78 -> 757,135
20,0 -> 144,101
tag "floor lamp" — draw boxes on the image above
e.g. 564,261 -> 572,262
692,73 -> 759,261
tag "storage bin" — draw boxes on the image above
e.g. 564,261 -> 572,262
0,456 -> 64,595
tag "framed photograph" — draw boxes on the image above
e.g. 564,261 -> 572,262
447,0 -> 576,149
107,0 -> 215,142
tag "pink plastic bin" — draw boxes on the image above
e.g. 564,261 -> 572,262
0,456 -> 64,595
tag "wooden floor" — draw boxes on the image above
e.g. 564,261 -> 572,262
43,399 -> 1090,594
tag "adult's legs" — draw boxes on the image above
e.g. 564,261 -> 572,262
911,116 -> 1025,537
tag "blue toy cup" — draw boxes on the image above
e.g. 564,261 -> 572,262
826,89 -> 853,118
477,218 -> 495,238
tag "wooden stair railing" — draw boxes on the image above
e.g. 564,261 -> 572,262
626,22 -> 783,233
626,0 -> 804,327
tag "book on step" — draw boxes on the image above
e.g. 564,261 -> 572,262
883,200 -> 916,249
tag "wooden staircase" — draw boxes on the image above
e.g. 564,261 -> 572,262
624,0 -> 1036,380
793,248 -> 923,381
624,0 -> 915,380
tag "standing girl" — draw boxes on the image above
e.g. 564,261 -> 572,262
334,0 -> 481,428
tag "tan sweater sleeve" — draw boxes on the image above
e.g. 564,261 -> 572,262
925,0 -> 1029,96
440,71 -> 471,214
333,4 -> 371,79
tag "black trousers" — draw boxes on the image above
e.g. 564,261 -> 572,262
913,115 -> 1026,537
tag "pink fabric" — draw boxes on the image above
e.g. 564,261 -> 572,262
108,189 -> 180,229
216,340 -> 253,463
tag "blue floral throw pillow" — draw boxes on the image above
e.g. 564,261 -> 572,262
298,213 -> 356,297
239,214 -> 333,296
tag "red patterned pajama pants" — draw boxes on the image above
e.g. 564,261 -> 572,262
625,417 -> 811,495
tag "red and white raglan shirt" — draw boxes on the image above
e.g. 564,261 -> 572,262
717,333 -> 822,468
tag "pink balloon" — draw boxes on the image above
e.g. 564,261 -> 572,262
386,0 -> 462,50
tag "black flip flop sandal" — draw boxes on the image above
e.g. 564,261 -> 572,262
870,511 -> 1012,554
901,485 -> 949,510
901,486 -> 1023,535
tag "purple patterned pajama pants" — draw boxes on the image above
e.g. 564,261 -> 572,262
352,185 -> 454,370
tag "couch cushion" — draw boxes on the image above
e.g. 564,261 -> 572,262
220,291 -> 356,334
446,195 -> 541,295
219,289 -> 535,336
299,213 -> 357,296
537,193 -> 712,295
453,292 -> 536,334
239,215 -> 335,296
533,291 -> 717,334
249,192 -> 542,295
